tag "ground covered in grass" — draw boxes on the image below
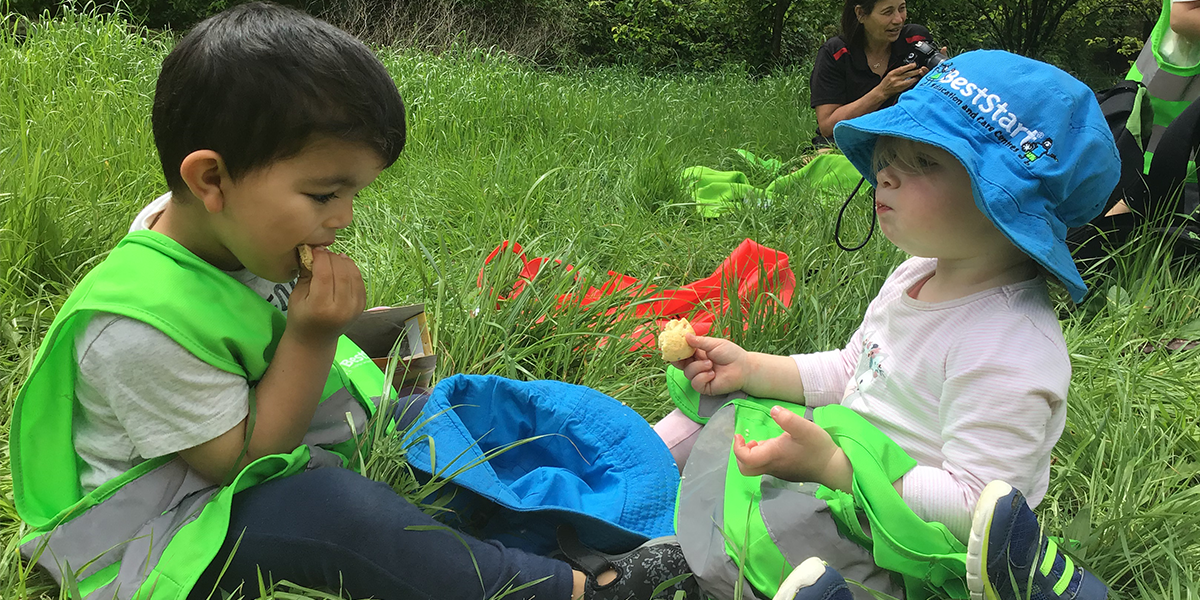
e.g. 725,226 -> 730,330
2,10 -> 1199,600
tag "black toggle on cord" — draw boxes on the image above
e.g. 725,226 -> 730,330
834,176 -> 876,252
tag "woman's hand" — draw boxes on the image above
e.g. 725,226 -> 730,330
876,62 -> 927,99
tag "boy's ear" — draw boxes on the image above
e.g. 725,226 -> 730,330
178,150 -> 229,213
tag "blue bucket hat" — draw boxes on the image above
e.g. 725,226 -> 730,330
833,50 -> 1120,303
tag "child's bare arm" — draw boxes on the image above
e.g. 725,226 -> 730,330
180,248 -> 365,483
671,335 -> 806,402
742,352 -> 806,403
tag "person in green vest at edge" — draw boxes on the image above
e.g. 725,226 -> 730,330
1128,0 -> 1200,162
10,3 -> 701,600
1106,0 -> 1200,219
660,51 -> 1114,600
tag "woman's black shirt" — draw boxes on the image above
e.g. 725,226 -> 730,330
809,23 -> 933,109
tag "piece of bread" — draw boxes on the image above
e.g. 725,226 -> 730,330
297,244 -> 314,272
659,318 -> 696,362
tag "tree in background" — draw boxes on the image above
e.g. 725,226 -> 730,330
1053,0 -> 1160,76
913,0 -> 1158,86
767,0 -> 791,59
1,0 -> 1162,81
965,0 -> 1083,58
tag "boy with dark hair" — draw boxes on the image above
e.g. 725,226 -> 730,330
11,4 -> 698,599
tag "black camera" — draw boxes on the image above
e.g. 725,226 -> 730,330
904,40 -> 947,70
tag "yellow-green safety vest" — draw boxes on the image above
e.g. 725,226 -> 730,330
13,230 -> 387,599
667,367 -> 969,600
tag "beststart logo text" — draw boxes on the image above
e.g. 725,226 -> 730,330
340,351 -> 371,369
926,66 -> 1045,151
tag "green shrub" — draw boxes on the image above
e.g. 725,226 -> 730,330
3,0 -> 322,29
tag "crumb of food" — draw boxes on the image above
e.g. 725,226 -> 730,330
659,318 -> 696,362
297,244 -> 314,272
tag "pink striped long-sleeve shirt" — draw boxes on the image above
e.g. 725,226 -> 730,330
793,257 -> 1069,541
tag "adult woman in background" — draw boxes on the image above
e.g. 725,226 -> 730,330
809,0 -> 941,146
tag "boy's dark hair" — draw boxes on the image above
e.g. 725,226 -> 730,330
152,2 -> 406,193
840,0 -> 882,48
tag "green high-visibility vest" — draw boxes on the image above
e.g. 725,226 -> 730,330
12,230 -> 386,599
729,399 -> 967,598
668,367 -> 968,599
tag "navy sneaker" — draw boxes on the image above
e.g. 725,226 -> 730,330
772,557 -> 854,600
556,525 -> 702,600
967,481 -> 1110,600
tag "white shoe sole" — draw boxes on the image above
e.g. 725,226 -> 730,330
966,481 -> 1016,600
772,557 -> 829,600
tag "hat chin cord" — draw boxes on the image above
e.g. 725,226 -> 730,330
834,176 -> 876,252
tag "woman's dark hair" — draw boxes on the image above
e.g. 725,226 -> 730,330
152,2 -> 407,193
840,0 -> 882,48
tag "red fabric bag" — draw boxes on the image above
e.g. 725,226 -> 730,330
477,239 -> 796,350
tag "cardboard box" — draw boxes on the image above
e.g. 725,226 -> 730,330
344,304 -> 436,390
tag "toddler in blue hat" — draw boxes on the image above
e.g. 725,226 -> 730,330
671,51 -> 1116,600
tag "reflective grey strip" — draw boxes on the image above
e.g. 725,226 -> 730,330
759,481 -> 903,599
695,390 -> 740,420
92,485 -> 217,599
1150,123 -> 1169,155
306,445 -> 348,470
303,388 -> 369,447
1136,42 -> 1200,105
20,457 -> 217,598
675,405 -> 757,600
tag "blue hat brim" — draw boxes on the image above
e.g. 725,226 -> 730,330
834,105 -> 1088,303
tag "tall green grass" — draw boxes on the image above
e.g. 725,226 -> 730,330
1,8 -> 1197,600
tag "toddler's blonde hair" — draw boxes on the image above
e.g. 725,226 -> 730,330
872,135 -> 948,176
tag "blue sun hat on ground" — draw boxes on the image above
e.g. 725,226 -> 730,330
833,50 -> 1120,303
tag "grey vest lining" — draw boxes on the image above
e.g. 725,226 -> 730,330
21,458 -> 216,593
675,402 -> 905,600
675,405 -> 759,600
22,390 -> 367,598
758,481 -> 902,599
303,389 -> 371,447
92,481 -> 218,600
1136,42 -> 1200,105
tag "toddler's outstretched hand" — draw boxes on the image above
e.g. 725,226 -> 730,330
671,334 -> 750,396
732,406 -> 850,490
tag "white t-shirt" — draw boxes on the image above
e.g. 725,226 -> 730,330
73,193 -> 297,492
793,257 -> 1069,541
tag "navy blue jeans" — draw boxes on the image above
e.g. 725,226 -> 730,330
191,396 -> 574,600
